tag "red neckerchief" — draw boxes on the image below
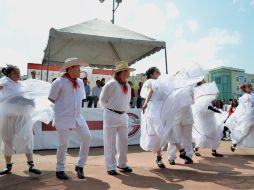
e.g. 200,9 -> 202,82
62,73 -> 80,89
115,76 -> 128,94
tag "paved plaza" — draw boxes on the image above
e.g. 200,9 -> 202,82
0,141 -> 254,190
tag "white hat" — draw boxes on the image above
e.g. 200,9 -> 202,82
59,58 -> 88,72
113,60 -> 136,75
174,63 -> 205,88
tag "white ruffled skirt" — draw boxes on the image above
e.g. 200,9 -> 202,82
226,104 -> 254,147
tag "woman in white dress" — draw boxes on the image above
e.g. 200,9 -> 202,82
192,81 -> 226,157
226,83 -> 254,152
141,67 -> 166,168
141,67 -> 193,168
0,65 -> 53,175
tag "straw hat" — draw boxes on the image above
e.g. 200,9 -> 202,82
113,61 -> 136,74
59,58 -> 88,72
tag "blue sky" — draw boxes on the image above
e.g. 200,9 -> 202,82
0,0 -> 253,75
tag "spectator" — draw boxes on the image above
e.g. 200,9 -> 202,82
100,78 -> 105,87
128,81 -> 136,108
228,98 -> 238,116
222,99 -> 228,111
31,71 -> 37,79
82,77 -> 91,107
215,99 -> 224,112
136,82 -> 144,108
222,99 -> 238,141
88,80 -> 101,108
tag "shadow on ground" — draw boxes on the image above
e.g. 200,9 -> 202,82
0,171 -> 110,190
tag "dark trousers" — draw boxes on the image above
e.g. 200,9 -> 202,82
136,97 -> 144,108
87,96 -> 99,108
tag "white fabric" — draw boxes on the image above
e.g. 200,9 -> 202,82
99,79 -> 131,112
43,19 -> 166,68
103,126 -> 128,171
99,79 -> 131,128
192,82 -> 226,149
0,77 -> 54,154
167,107 -> 194,160
56,124 -> 91,171
160,86 -> 195,148
226,93 -> 254,147
99,78 -> 130,170
48,77 -> 86,129
140,79 -> 172,152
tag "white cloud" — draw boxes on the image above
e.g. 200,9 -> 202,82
186,19 -> 198,32
166,1 -> 180,19
175,24 -> 184,38
165,28 -> 241,74
117,1 -> 168,37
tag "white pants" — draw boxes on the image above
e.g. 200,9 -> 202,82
103,126 -> 128,171
56,124 -> 91,172
167,123 -> 193,160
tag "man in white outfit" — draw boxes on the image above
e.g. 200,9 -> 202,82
48,58 -> 91,180
167,106 -> 194,165
99,61 -> 135,175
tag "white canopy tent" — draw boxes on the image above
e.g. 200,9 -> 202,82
42,19 -> 167,81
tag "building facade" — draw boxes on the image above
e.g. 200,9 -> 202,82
206,67 -> 254,103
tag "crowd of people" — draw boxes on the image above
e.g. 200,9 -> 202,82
82,76 -> 145,109
0,58 -> 253,181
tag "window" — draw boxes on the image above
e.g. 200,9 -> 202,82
236,76 -> 239,82
244,78 -> 247,82
251,79 -> 254,83
237,86 -> 240,91
215,77 -> 221,84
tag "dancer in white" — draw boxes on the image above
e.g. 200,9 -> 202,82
48,58 -> 91,180
0,65 -> 53,175
226,83 -> 254,152
99,61 -> 134,175
192,81 -> 225,157
141,67 -> 166,168
167,65 -> 205,165
141,66 -> 194,168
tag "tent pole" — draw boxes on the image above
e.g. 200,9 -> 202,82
164,47 -> 168,74
46,36 -> 52,82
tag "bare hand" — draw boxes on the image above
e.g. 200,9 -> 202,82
142,103 -> 147,114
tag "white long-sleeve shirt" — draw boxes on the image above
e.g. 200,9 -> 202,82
48,77 -> 86,129
99,78 -> 131,128
99,79 -> 131,112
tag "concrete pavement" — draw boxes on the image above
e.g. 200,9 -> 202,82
0,141 -> 254,190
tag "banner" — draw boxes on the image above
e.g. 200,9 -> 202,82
33,108 -> 141,150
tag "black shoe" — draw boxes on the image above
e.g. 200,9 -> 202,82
231,144 -> 237,152
185,159 -> 193,164
117,166 -> 133,172
156,156 -> 166,168
179,149 -> 193,163
56,171 -> 69,180
75,166 -> 84,179
193,148 -> 201,156
107,170 -> 118,175
0,163 -> 13,175
27,161 -> 41,175
168,159 -> 175,165
211,150 -> 224,157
